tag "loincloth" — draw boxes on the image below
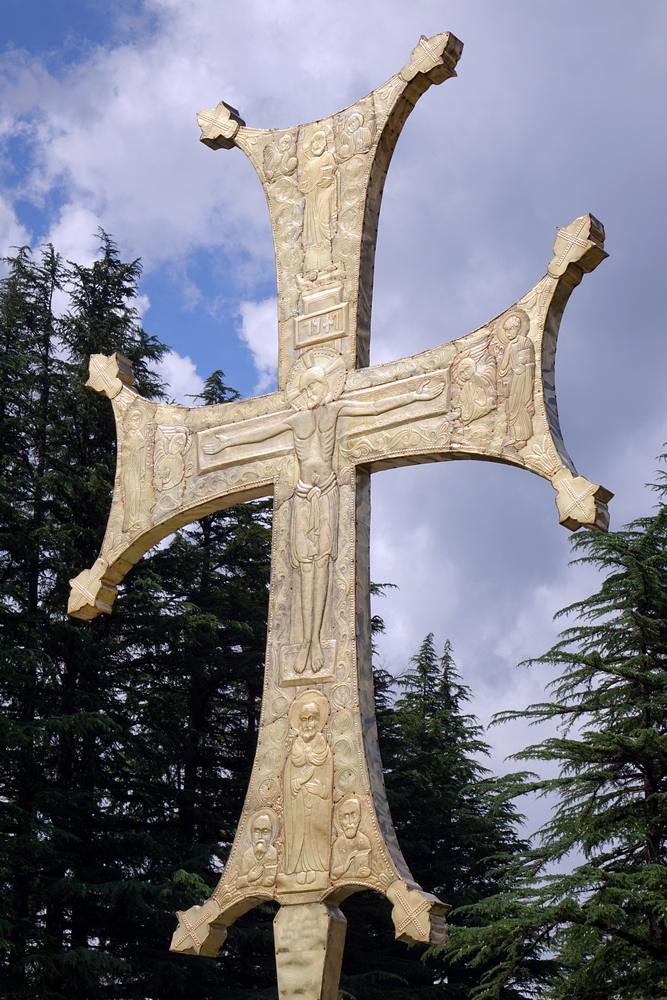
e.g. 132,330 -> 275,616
290,472 -> 339,567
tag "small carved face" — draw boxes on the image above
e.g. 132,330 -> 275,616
458,359 -> 475,382
310,132 -> 327,157
304,378 -> 327,408
339,797 -> 361,839
298,702 -> 322,742
251,813 -> 273,856
299,367 -> 328,408
278,133 -> 292,152
127,408 -> 143,430
504,316 -> 521,340
169,433 -> 186,454
346,113 -> 363,134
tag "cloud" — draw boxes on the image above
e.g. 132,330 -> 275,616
238,296 -> 278,392
0,194 -> 31,264
153,348 -> 204,404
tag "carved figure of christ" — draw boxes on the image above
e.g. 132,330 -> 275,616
202,364 -> 444,674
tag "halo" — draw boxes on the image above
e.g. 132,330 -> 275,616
495,308 -> 530,346
288,689 -> 330,733
286,348 -> 347,410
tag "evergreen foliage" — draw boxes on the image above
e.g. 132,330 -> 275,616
0,238 -> 274,998
448,487 -> 667,999
341,634 -> 529,1000
0,237 -> 168,998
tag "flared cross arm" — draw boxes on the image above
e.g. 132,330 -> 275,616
67,211 -> 611,622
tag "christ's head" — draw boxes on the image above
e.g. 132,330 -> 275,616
299,366 -> 328,408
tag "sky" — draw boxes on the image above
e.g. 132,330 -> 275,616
2,0 -> 666,834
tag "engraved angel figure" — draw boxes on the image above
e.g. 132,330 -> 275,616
201,352 -> 445,675
155,432 -> 187,491
450,356 -> 495,426
338,111 -> 373,158
263,132 -> 297,180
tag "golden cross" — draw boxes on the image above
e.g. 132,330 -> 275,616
68,32 -> 612,999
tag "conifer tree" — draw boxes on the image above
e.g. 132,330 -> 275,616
448,486 -> 667,999
0,234 -> 280,997
340,635 -> 528,999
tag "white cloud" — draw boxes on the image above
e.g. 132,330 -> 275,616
238,296 -> 278,392
134,293 -> 150,318
153,348 -> 204,404
0,194 -> 31,263
44,204 -> 102,267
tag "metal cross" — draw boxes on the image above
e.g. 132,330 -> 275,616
68,32 -> 612,999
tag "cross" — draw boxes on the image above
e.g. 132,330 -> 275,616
68,32 -> 613,999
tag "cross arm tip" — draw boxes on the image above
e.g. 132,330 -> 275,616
400,32 -> 464,84
68,559 -> 117,619
86,352 -> 134,399
387,880 -> 451,947
552,468 -> 613,533
548,213 -> 609,278
197,100 -> 246,150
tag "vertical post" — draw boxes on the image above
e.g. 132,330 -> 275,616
274,903 -> 347,1000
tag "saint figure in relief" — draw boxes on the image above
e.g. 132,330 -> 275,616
298,128 -> 337,277
330,795 -> 371,881
122,407 -> 148,532
236,808 -> 278,890
498,312 -> 535,456
283,691 -> 333,886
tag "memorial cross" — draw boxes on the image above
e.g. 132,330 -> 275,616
68,32 -> 613,999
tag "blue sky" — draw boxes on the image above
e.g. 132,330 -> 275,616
2,0 -> 667,827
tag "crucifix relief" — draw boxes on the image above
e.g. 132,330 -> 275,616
68,32 -> 613,1000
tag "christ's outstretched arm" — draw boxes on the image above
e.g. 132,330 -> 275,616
201,411 -> 290,454
338,377 -> 445,418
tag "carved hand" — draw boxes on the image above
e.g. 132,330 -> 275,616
304,778 -> 326,797
247,864 -> 264,883
414,378 -> 445,401
332,856 -> 353,879
201,434 -> 228,455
